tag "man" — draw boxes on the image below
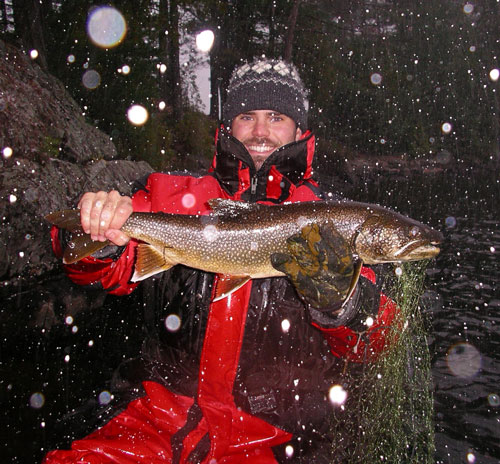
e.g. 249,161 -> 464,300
45,58 -> 397,463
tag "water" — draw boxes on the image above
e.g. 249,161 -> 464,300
352,167 -> 500,463
1,168 -> 499,463
431,216 -> 500,464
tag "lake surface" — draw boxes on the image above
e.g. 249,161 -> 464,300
1,167 -> 499,463
352,167 -> 500,464
431,214 -> 499,464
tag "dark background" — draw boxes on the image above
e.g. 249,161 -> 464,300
1,1 -> 499,463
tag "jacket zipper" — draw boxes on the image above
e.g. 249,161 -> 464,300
250,175 -> 258,196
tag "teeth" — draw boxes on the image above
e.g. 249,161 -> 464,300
248,145 -> 274,153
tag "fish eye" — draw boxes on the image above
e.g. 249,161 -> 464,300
409,226 -> 420,237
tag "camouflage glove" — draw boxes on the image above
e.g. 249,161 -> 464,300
308,276 -> 380,330
271,223 -> 355,310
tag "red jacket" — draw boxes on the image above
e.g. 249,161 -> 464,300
45,129 -> 397,463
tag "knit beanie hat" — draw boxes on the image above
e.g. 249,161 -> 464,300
223,58 -> 309,129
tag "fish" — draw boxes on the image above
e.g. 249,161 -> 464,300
45,199 -> 443,301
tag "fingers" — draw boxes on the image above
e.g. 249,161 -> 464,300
287,227 -> 319,271
271,252 -> 301,280
270,252 -> 292,271
77,191 -> 133,245
318,224 -> 349,252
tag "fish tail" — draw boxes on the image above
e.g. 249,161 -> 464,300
45,209 -> 110,264
45,209 -> 82,231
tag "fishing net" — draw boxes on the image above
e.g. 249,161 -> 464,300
329,261 -> 435,463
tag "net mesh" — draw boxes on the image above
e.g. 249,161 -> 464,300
329,261 -> 435,463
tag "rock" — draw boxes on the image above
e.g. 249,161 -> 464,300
0,41 -> 153,282
0,157 -> 152,282
0,40 -> 117,164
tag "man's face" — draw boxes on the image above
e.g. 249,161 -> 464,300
231,110 -> 303,170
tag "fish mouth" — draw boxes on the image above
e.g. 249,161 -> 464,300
393,239 -> 441,261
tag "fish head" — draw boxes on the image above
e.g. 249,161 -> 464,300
354,212 -> 443,264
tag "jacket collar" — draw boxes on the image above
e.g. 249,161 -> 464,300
210,126 -> 316,202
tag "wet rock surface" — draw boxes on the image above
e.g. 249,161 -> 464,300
0,41 -> 153,283
0,40 -> 117,164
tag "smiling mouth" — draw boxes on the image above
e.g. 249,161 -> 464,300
247,144 -> 276,153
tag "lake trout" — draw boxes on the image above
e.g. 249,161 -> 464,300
46,199 -> 443,300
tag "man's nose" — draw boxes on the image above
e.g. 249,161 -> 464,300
252,118 -> 270,137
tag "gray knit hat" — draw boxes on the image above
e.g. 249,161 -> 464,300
223,58 -> 309,129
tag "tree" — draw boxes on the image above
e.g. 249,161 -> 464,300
283,0 -> 300,62
11,0 -> 49,69
292,0 -> 499,164
159,0 -> 183,121
2,0 -> 498,166
185,0 -> 292,119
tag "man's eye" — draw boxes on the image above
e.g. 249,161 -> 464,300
270,115 -> 283,122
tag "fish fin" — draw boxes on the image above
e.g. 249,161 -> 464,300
63,232 -> 110,264
207,198 -> 257,216
212,274 -> 251,302
45,209 -> 114,264
45,209 -> 83,232
340,260 -> 363,309
131,244 -> 176,282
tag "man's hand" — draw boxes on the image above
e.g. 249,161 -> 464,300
78,190 -> 133,246
271,223 -> 355,310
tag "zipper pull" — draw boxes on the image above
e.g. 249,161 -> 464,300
250,176 -> 258,195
